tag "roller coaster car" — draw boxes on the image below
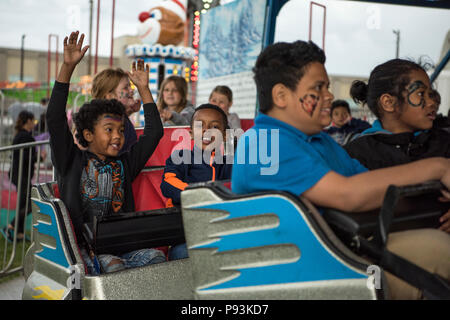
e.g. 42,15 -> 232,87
22,180 -> 449,300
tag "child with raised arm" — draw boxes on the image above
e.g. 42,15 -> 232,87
231,40 -> 450,299
47,31 -> 165,274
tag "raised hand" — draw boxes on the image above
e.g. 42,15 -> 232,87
63,31 -> 89,67
127,59 -> 154,104
57,31 -> 89,83
127,59 -> 150,90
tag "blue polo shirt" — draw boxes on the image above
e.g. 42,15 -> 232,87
231,113 -> 368,197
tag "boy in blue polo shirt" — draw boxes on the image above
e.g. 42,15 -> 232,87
231,40 -> 450,300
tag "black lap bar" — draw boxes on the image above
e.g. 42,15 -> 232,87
323,181 -> 448,241
84,207 -> 186,256
323,181 -> 450,299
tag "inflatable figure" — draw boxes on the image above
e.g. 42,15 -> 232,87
137,0 -> 187,46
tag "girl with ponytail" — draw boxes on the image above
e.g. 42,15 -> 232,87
345,58 -> 449,171
344,59 -> 450,235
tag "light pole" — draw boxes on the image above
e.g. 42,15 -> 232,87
88,0 -> 93,75
20,34 -> 26,81
47,34 -> 59,98
393,29 -> 400,58
94,0 -> 116,73
95,0 -> 100,74
110,0 -> 115,67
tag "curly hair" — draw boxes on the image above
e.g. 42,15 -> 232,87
73,99 -> 126,148
253,40 -> 326,114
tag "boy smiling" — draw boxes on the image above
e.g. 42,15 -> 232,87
74,101 -> 127,217
160,103 -> 232,260
161,103 -> 232,207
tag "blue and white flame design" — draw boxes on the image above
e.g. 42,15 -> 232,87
191,196 -> 366,291
33,200 -> 70,268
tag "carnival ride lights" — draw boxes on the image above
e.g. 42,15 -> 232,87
190,11 -> 201,82
201,0 -> 214,14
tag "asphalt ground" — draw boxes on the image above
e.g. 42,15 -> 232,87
0,276 -> 24,300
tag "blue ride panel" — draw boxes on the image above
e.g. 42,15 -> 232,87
191,196 -> 366,291
33,200 -> 70,268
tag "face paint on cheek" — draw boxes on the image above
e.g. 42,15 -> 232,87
406,81 -> 426,108
300,94 -> 319,117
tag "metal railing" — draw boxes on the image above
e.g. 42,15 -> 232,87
0,139 -> 53,278
0,90 -> 7,148
0,89 -> 48,148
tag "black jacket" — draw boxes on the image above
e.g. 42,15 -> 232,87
344,127 -> 450,170
160,148 -> 232,205
47,82 -> 163,244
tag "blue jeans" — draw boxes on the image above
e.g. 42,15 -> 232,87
82,248 -> 166,275
168,243 -> 189,261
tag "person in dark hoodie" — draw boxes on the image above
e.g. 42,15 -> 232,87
47,31 -> 165,274
344,58 -> 450,234
324,99 -> 371,145
1,111 -> 37,242
160,103 -> 232,260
